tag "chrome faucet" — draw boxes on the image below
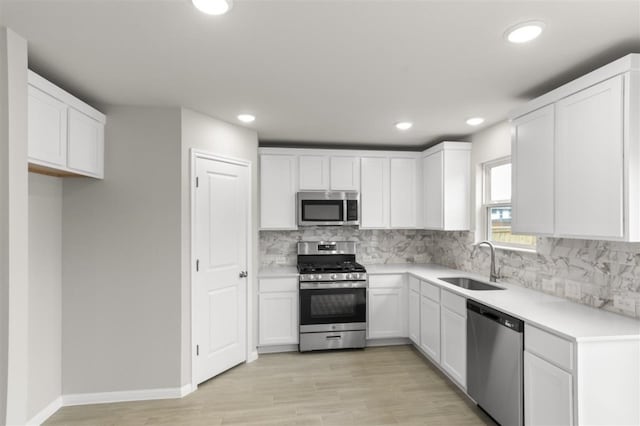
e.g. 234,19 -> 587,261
477,240 -> 499,282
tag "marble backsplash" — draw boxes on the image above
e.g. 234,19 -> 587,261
260,227 -> 430,266
425,231 -> 640,319
260,228 -> 640,319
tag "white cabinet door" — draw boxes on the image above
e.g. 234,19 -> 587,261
423,151 -> 443,229
441,306 -> 466,389
420,293 -> 440,362
390,157 -> 417,228
67,108 -> 104,178
299,155 -> 329,190
556,75 -> 624,240
259,291 -> 299,346
260,154 -> 297,229
442,148 -> 470,230
422,143 -> 471,231
360,157 -> 390,229
524,351 -> 574,426
408,287 -> 420,345
368,287 -> 407,339
512,105 -> 555,235
27,85 -> 68,168
330,156 -> 360,190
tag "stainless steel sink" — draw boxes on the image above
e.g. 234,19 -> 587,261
438,277 -> 505,291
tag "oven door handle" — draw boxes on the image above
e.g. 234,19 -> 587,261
300,281 -> 367,290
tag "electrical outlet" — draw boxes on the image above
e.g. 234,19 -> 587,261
542,279 -> 556,293
565,281 -> 581,299
614,295 -> 637,315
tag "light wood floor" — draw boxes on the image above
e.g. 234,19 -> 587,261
45,345 -> 494,425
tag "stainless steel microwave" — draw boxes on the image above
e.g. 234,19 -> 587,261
297,191 -> 359,226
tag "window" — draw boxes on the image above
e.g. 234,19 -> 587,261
483,158 -> 536,250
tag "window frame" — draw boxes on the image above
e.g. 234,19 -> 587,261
482,157 -> 536,251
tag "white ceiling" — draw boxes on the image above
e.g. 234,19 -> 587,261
1,0 -> 639,148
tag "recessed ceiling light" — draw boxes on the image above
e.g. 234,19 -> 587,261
505,21 -> 545,43
395,122 -> 413,130
237,114 -> 256,123
192,0 -> 233,15
466,117 -> 485,126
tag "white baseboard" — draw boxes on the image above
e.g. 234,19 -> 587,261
247,349 -> 259,363
258,344 -> 298,354
62,385 -> 189,407
26,396 -> 63,426
366,338 -> 411,347
179,383 -> 196,397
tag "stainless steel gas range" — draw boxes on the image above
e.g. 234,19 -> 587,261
297,241 -> 367,352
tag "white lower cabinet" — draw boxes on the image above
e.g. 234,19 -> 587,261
420,291 -> 440,362
367,274 -> 407,339
440,290 -> 466,389
258,278 -> 298,346
524,351 -> 574,426
408,277 -> 420,345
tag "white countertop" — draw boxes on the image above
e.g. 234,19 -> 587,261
370,263 -> 640,343
258,263 -> 640,342
257,265 -> 299,278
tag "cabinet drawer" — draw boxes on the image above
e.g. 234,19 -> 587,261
259,277 -> 298,293
525,324 -> 574,372
420,280 -> 440,302
369,274 -> 405,289
441,289 -> 466,317
408,275 -> 420,292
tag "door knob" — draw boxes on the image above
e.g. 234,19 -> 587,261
239,271 -> 248,278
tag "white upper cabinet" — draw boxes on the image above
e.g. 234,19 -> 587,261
330,156 -> 360,190
27,71 -> 106,178
511,105 -> 555,235
422,142 -> 471,231
67,108 -> 104,178
360,156 -> 390,229
27,85 -> 67,168
556,76 -> 624,240
299,155 -> 329,190
390,157 -> 419,228
260,154 -> 297,230
423,151 -> 443,229
510,54 -> 640,241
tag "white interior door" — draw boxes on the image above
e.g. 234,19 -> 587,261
194,156 -> 249,385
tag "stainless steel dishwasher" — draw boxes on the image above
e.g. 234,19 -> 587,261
467,300 -> 524,426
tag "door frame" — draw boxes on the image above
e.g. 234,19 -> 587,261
190,149 -> 254,390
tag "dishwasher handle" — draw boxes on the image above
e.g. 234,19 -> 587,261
467,299 -> 524,332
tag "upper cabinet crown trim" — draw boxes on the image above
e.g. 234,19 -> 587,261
259,147 -> 421,159
422,141 -> 471,157
28,70 -> 106,124
509,53 -> 640,120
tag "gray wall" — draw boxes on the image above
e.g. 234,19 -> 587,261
28,173 -> 62,418
0,27 -> 29,425
179,108 -> 259,385
62,106 -> 183,393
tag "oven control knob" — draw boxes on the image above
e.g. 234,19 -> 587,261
353,273 -> 359,280
346,273 -> 352,280
331,274 -> 337,280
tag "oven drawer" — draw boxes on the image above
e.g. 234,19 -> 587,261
299,330 -> 366,352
